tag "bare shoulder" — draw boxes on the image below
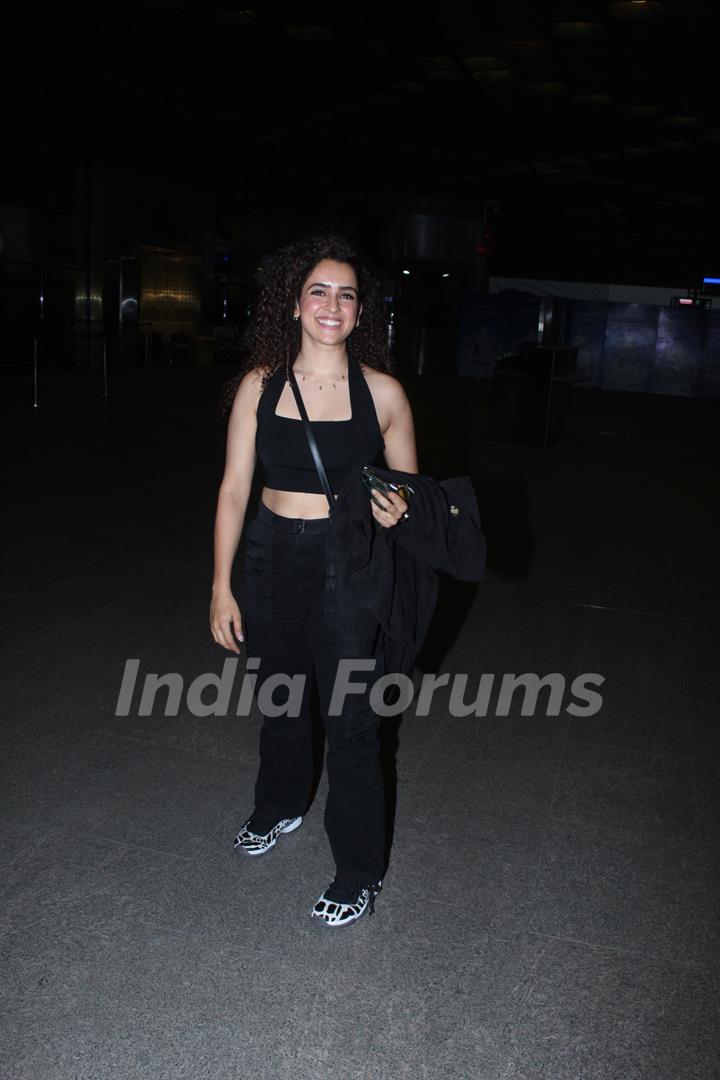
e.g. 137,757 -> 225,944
232,367 -> 268,411
239,367 -> 267,395
361,364 -> 417,466
359,364 -> 409,409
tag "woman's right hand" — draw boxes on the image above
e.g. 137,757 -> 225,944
210,588 -> 244,654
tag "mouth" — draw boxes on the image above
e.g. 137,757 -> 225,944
317,318 -> 342,328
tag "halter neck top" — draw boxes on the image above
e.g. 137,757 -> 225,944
255,357 -> 385,494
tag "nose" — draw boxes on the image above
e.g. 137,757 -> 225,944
326,291 -> 340,313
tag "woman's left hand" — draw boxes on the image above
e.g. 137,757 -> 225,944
370,489 -> 408,528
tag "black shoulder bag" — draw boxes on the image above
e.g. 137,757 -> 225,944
286,367 -> 336,521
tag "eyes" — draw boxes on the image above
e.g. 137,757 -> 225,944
309,288 -> 357,301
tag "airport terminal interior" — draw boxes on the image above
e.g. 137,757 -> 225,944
2,3 -> 720,1078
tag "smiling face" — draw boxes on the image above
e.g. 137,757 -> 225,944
294,259 -> 362,349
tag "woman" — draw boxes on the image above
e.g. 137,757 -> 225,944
210,235 -> 418,927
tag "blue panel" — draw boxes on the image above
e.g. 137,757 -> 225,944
603,304 -> 657,392
458,294 -> 717,398
699,311 -> 720,398
655,309 -> 705,397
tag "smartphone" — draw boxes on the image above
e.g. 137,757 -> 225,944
361,466 -> 414,507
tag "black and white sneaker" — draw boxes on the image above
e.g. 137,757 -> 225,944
233,815 -> 302,856
310,877 -> 383,927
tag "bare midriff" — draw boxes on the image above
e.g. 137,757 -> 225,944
260,487 -> 336,520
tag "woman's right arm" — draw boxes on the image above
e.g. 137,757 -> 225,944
210,370 -> 264,653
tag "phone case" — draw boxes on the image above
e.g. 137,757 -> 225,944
361,466 -> 414,503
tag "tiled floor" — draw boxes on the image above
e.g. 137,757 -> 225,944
2,365 -> 719,1079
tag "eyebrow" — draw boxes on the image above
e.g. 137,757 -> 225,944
306,281 -> 358,293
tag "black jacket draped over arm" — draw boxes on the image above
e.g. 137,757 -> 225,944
332,468 -> 487,675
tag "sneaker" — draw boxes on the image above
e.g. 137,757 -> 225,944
233,814 -> 302,856
310,877 -> 383,927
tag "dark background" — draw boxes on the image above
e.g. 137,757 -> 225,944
2,1 -> 719,392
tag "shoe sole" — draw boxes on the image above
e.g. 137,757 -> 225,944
311,906 -> 369,929
235,816 -> 303,857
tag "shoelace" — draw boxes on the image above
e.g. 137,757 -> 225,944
325,878 -> 383,916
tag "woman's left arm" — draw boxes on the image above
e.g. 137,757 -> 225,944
372,375 -> 419,528
382,378 -> 418,474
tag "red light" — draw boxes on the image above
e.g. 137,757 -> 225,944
678,298 -> 693,305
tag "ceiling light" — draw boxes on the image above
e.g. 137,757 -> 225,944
402,270 -> 411,276
610,2 -> 665,20
553,22 -> 606,39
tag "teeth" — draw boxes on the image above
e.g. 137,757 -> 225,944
318,319 -> 341,326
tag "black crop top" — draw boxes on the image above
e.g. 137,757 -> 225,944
255,357 -> 385,494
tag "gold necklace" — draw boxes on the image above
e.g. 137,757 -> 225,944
293,369 -> 347,391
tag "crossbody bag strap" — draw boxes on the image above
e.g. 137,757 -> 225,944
287,367 -> 336,517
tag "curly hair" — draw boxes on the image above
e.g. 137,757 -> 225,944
221,235 -> 393,412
